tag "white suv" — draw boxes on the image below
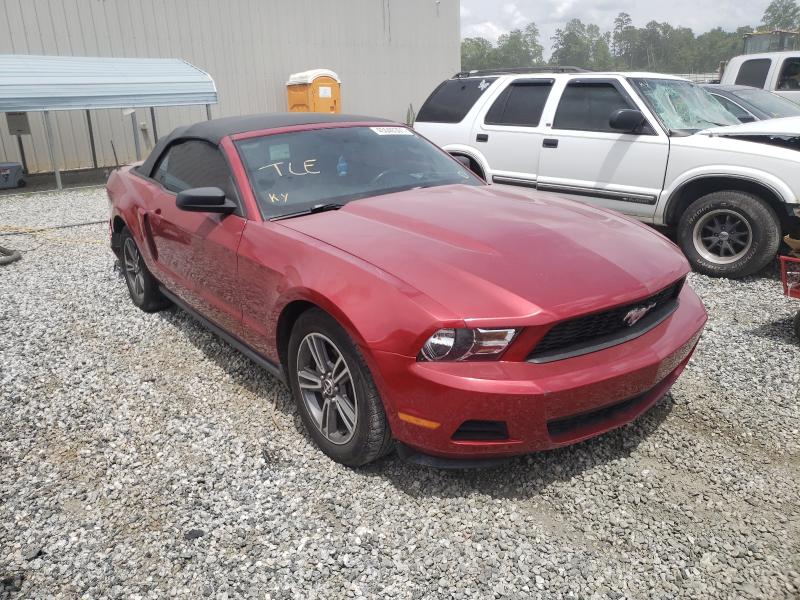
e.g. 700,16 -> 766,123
414,68 -> 800,278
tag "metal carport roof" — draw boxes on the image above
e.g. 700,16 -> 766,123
0,54 -> 218,189
0,55 -> 217,112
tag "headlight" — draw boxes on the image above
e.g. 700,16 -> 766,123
418,328 -> 518,361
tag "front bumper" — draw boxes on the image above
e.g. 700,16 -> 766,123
372,285 -> 707,460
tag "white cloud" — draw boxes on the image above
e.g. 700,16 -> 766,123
463,21 -> 507,43
501,3 -> 528,29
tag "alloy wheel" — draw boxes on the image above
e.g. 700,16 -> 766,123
296,332 -> 358,445
123,237 -> 146,302
692,209 -> 752,265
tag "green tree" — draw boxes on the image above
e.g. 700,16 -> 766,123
494,23 -> 545,67
639,21 -> 664,69
587,25 -> 614,70
550,19 -> 591,67
611,12 -> 638,69
662,26 -> 697,72
460,23 -> 543,71
761,0 -> 800,30
525,23 -> 545,64
461,37 -> 496,71
694,27 -> 750,72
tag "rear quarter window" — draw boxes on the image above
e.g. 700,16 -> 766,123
734,59 -> 772,88
416,77 -> 497,123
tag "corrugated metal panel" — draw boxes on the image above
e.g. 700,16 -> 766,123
0,55 -> 218,111
0,0 -> 459,173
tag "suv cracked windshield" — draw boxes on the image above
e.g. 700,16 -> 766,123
631,78 -> 740,133
235,125 -> 482,219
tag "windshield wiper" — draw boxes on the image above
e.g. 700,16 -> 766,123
309,203 -> 344,213
270,203 -> 344,221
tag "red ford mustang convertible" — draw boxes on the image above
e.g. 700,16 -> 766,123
107,114 -> 707,467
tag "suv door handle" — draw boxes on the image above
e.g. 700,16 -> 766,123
543,138 -> 559,148
476,133 -> 489,142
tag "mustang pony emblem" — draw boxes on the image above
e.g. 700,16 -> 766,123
623,302 -> 657,327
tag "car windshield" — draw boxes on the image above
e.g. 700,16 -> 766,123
234,125 -> 482,218
631,78 -> 740,133
734,87 -> 800,118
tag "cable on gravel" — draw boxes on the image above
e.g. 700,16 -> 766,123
0,244 -> 21,265
0,220 -> 107,264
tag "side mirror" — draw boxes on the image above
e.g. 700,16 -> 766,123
176,187 -> 236,214
609,109 -> 647,133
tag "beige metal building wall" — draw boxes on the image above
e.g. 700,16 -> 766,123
0,0 -> 460,173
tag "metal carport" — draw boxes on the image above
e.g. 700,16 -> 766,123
0,55 -> 217,189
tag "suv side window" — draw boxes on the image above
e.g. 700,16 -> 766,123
152,140 -> 237,202
735,59 -> 771,88
553,81 -> 634,133
484,80 -> 553,127
416,77 -> 498,123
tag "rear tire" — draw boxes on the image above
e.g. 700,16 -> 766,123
287,308 -> 393,466
677,191 -> 781,278
119,227 -> 171,312
794,310 -> 800,340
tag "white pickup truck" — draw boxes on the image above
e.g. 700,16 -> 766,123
721,51 -> 800,104
414,69 -> 800,278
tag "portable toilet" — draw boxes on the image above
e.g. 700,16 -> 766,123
286,69 -> 341,113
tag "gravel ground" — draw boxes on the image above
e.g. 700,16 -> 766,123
1,187 -> 799,600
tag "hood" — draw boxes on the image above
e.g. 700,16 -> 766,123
700,116 -> 800,137
279,185 -> 689,323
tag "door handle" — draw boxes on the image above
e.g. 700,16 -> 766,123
543,138 -> 559,148
476,133 -> 489,142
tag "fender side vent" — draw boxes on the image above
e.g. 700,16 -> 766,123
452,420 -> 509,441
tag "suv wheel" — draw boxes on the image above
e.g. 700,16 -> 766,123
677,191 -> 781,278
287,309 -> 393,467
450,153 -> 485,180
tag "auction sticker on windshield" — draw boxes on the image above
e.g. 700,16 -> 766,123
370,126 -> 414,135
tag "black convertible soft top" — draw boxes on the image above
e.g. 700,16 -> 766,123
138,112 -> 392,176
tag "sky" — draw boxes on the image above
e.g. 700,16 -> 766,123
460,1 -> 769,57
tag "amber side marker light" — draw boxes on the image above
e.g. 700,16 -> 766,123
398,412 -> 441,430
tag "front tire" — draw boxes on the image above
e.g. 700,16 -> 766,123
119,228 -> 170,312
287,309 -> 393,466
677,191 -> 781,278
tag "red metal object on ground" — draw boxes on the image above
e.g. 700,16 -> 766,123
779,255 -> 800,339
106,114 -> 708,465
780,255 -> 800,300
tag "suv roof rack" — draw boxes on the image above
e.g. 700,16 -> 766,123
453,66 -> 588,78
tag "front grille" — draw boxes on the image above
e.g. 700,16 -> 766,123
528,280 -> 683,363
